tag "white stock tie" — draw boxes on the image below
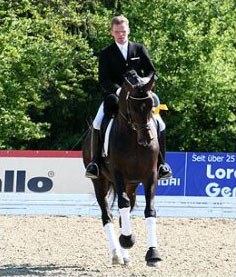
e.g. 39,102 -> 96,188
120,45 -> 127,60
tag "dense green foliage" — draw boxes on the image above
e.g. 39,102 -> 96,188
0,0 -> 235,151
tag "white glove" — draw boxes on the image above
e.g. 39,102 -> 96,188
116,87 -> 121,96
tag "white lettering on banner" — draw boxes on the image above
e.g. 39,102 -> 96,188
192,153 -> 206,162
158,178 -> 181,186
207,155 -> 224,162
226,154 -> 235,163
206,182 -> 236,197
206,164 -> 236,179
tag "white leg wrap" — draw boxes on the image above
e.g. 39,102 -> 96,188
119,207 -> 132,236
120,246 -> 129,259
104,223 -> 120,253
145,217 -> 158,248
93,102 -> 104,130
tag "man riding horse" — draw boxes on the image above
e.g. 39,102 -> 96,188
85,15 -> 172,180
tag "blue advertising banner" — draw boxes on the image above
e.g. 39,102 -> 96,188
156,152 -> 186,196
137,152 -> 236,198
186,152 -> 236,197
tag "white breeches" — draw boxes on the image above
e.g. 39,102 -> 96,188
151,93 -> 166,131
93,96 -> 166,132
93,102 -> 104,130
154,113 -> 166,132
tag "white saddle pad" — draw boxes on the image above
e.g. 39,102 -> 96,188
102,118 -> 114,157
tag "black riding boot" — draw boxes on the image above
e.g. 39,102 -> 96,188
85,128 -> 103,179
158,130 -> 172,179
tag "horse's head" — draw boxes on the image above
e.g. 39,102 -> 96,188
119,70 -> 155,146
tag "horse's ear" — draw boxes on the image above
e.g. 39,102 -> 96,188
144,73 -> 155,92
124,77 -> 134,92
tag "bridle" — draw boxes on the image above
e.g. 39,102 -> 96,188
119,91 -> 153,132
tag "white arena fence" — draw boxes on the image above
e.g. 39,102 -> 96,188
0,150 -> 235,218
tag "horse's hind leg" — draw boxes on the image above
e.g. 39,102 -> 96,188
93,178 -> 123,265
104,223 -> 124,265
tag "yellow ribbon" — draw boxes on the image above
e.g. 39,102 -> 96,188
153,104 -> 168,115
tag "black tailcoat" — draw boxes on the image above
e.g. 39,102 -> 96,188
99,41 -> 155,96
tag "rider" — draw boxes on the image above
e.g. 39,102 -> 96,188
85,15 -> 172,180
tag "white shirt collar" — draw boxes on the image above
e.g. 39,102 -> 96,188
116,41 -> 128,59
116,41 -> 128,49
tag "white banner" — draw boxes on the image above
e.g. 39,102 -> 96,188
0,153 -> 93,194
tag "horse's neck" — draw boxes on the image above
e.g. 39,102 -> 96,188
119,91 -> 127,108
117,95 -> 129,126
116,113 -> 130,130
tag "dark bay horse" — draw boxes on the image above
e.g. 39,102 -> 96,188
83,70 -> 161,266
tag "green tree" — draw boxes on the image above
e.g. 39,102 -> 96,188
120,0 -> 236,151
0,0 -> 107,149
0,0 -> 235,152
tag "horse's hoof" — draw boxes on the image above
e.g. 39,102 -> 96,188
123,257 -> 132,267
119,234 -> 136,249
145,247 -> 161,267
111,249 -> 124,265
146,261 -> 161,267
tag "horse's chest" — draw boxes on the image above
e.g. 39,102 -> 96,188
110,138 -> 157,167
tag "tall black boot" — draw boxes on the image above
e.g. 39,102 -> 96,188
158,130 -> 172,179
85,127 -> 103,179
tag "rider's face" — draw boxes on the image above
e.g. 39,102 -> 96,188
111,22 -> 130,45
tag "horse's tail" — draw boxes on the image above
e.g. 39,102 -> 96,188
107,182 -> 139,212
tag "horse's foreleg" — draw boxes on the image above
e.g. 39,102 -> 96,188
119,207 -> 132,236
115,172 -> 136,250
144,174 -> 162,266
146,217 -> 157,248
145,217 -> 161,266
118,184 -> 138,266
119,206 -> 135,249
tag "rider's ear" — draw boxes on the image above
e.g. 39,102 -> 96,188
144,73 -> 155,91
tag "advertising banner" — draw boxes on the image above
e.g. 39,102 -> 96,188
1,151 -> 235,197
0,151 -> 93,194
186,153 -> 236,197
0,151 -> 235,217
138,152 -> 236,198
